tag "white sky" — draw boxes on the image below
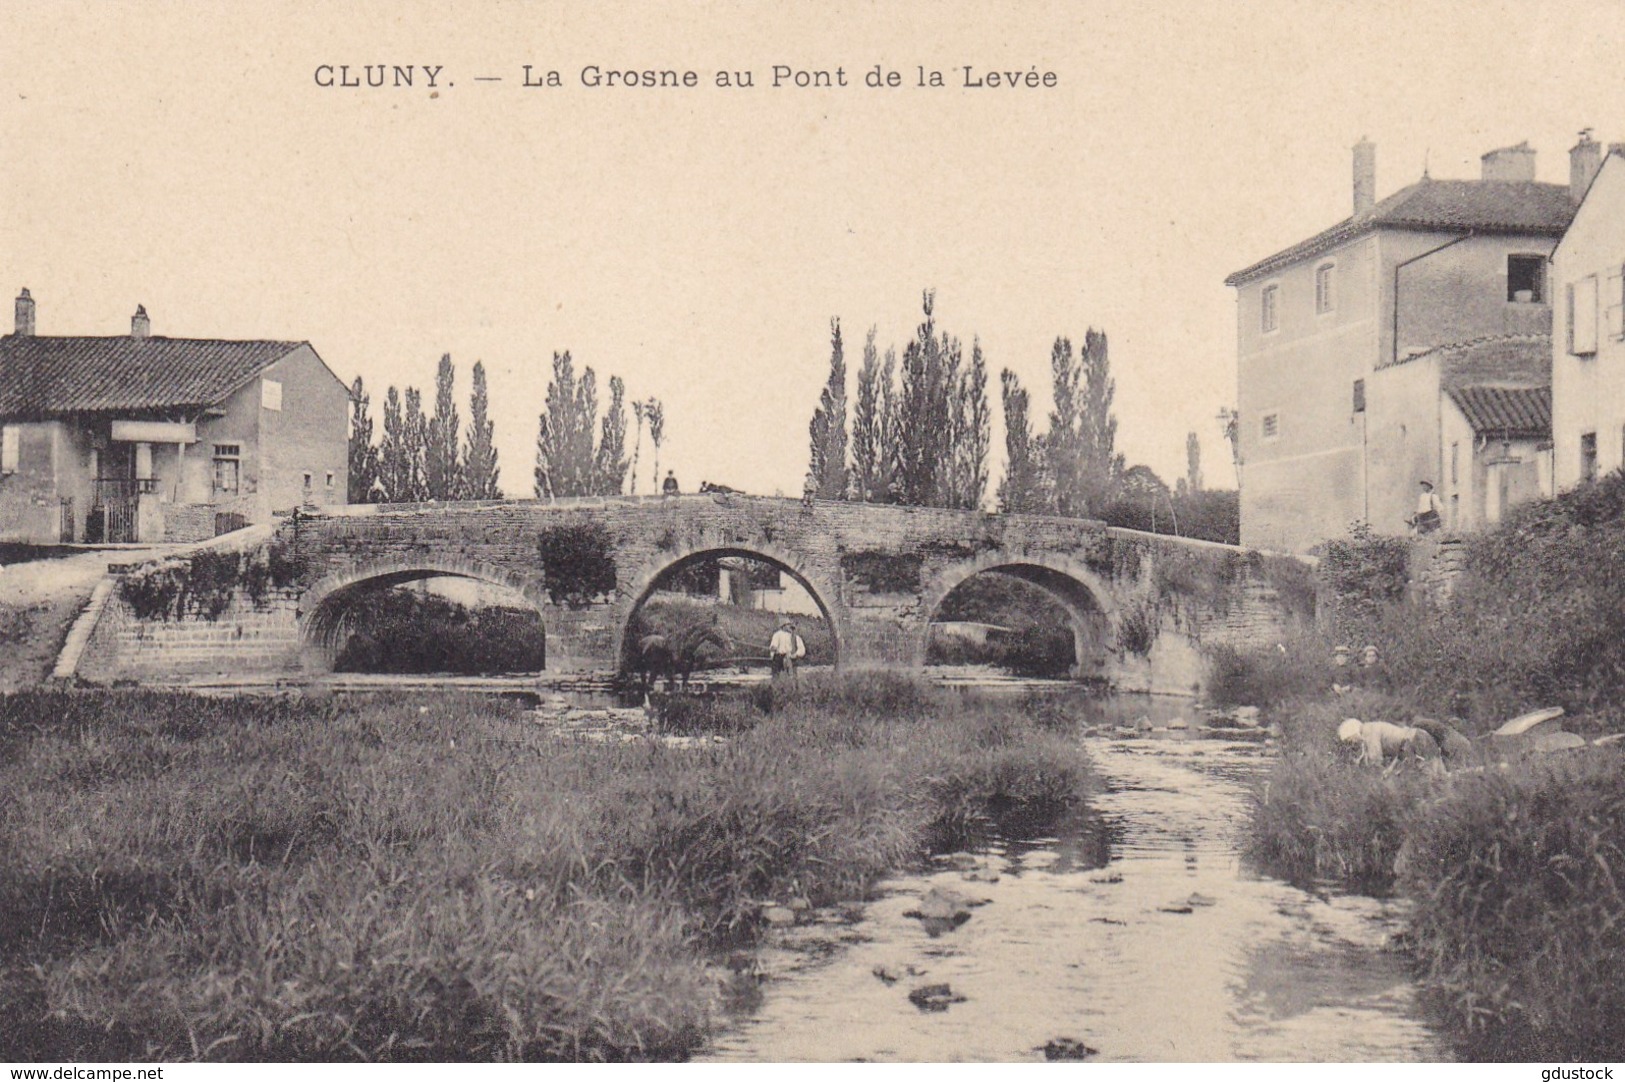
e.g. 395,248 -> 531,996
3,0 -> 1622,498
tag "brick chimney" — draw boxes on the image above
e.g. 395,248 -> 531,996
13,288 -> 35,337
1353,137 -> 1376,215
130,304 -> 150,339
1570,129 -> 1603,204
1481,141 -> 1537,182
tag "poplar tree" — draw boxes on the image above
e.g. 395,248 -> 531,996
1045,337 -> 1085,517
950,337 -> 990,509
402,386 -> 430,502
378,385 -> 407,503
347,376 -> 380,503
1077,328 -> 1123,514
851,326 -> 884,502
807,317 -> 850,499
535,352 -> 638,498
644,397 -> 666,491
593,375 -> 630,495
997,368 -> 1044,513
894,290 -> 962,507
426,354 -> 461,500
462,361 -> 501,499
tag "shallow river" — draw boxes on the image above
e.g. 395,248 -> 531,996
702,700 -> 1450,1063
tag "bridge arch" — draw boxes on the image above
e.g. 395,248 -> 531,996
613,542 -> 844,674
299,556 -> 550,672
921,551 -> 1119,678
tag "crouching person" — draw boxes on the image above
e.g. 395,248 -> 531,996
1336,718 -> 1442,772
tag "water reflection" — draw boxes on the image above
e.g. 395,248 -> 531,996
702,698 -> 1448,1063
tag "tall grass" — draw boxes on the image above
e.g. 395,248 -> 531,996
1,675 -> 1094,1061
1399,750 -> 1625,1060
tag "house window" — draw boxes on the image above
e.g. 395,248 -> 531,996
213,444 -> 241,495
1315,263 -> 1336,314
1607,265 -> 1624,340
1260,285 -> 1279,333
1352,378 -> 1365,413
325,471 -> 335,489
0,425 -> 17,474
1260,412 -> 1280,441
261,379 -> 283,411
1450,442 -> 1459,486
1569,275 -> 1599,355
1508,255 -> 1545,302
303,472 -> 313,490
1581,431 -> 1598,483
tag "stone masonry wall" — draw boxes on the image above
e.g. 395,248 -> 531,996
77,587 -> 301,683
74,495 -> 1315,692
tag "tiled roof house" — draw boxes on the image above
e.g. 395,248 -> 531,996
0,292 -> 350,543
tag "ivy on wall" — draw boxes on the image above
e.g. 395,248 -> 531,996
118,542 -> 305,622
537,523 -> 617,608
839,551 -> 924,594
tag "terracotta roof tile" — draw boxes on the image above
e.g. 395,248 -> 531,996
0,335 -> 304,416
1446,384 -> 1551,438
1226,179 -> 1575,286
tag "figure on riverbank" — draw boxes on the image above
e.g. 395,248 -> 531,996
662,470 -> 681,496
1337,717 -> 1442,771
768,619 -> 805,678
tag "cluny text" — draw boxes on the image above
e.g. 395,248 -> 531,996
311,64 -> 1059,91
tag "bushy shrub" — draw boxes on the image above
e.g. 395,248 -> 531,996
1000,626 -> 1075,677
1204,634 -> 1334,710
537,523 -> 617,608
1400,749 -> 1625,1060
333,590 -> 546,674
1289,472 -> 1625,732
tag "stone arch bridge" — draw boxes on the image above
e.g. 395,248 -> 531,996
75,495 -> 1317,695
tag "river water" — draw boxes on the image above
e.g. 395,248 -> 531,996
702,698 -> 1450,1063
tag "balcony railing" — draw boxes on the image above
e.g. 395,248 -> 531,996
94,476 -> 160,501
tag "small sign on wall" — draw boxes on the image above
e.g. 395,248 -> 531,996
261,379 -> 283,411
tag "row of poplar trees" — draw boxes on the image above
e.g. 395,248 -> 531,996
348,355 -> 501,504
805,290 -> 1126,518
531,350 -> 667,499
348,351 -> 667,503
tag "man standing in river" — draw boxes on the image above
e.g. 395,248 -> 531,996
769,620 -> 805,678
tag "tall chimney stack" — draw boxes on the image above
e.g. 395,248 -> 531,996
1570,129 -> 1603,204
1481,141 -> 1537,182
130,304 -> 150,339
1353,137 -> 1376,215
13,289 -> 35,337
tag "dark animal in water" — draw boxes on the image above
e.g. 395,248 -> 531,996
633,623 -> 733,691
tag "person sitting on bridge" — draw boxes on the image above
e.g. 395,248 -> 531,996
662,470 -> 680,496
768,620 -> 805,677
1337,717 -> 1441,771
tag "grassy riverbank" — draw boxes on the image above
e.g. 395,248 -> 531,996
0,675 -> 1094,1062
1226,474 -> 1625,1059
1244,706 -> 1624,1060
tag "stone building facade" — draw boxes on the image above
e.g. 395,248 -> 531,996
1226,140 -> 1577,552
1551,138 -> 1625,490
0,291 -> 350,543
